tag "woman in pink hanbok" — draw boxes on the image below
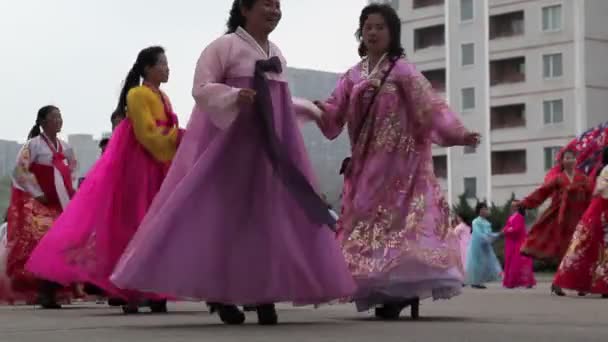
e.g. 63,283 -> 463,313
26,46 -> 182,314
502,203 -> 536,289
311,4 -> 480,320
452,215 -> 471,281
111,0 -> 355,326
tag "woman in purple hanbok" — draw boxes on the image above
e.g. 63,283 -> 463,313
111,0 -> 355,326
311,4 -> 480,320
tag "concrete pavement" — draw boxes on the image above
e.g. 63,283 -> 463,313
1,280 -> 606,342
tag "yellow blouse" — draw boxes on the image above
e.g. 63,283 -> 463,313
126,86 -> 178,162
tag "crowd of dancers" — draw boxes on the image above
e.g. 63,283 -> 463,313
0,0 -> 606,327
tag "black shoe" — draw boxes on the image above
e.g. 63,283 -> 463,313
122,304 -> 140,314
578,292 -> 587,297
551,284 -> 566,296
215,304 -> 245,325
374,303 -> 402,320
38,281 -> 62,309
602,294 -> 608,299
39,297 -> 62,310
256,304 -> 278,325
149,299 -> 168,313
408,298 -> 420,320
108,298 -> 127,307
471,285 -> 487,289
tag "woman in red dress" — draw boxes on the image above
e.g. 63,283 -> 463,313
516,149 -> 591,296
553,147 -> 608,298
3,106 -> 77,307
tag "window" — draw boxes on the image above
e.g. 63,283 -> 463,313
489,11 -> 524,39
433,155 -> 448,179
543,99 -> 564,124
461,87 -> 475,111
414,25 -> 445,50
413,0 -> 444,9
491,104 -> 526,130
490,57 -> 526,85
461,43 -> 475,66
492,150 -> 527,175
544,146 -> 562,171
464,177 -> 477,198
460,0 -> 474,21
542,5 -> 562,31
464,146 -> 477,154
543,53 -> 563,78
421,69 -> 446,92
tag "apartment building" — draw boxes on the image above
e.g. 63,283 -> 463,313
376,0 -> 608,204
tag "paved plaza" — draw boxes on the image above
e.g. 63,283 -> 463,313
1,278 -> 606,342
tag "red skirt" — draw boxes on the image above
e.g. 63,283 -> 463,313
553,197 -> 608,294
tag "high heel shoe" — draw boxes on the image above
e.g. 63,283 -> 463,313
551,284 -> 565,296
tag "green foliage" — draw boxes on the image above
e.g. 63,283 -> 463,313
452,192 -> 555,272
0,176 -> 10,217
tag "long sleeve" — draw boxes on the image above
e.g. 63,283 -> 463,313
520,178 -> 558,209
192,37 -> 240,130
397,62 -> 468,147
127,88 -> 178,163
503,214 -> 524,238
11,141 -> 44,198
317,71 -> 353,140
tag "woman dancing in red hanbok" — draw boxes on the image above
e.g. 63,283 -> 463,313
515,149 -> 591,296
553,147 -> 608,298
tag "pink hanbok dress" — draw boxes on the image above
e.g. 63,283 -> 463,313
316,55 -> 468,311
502,212 -> 536,288
111,27 -> 356,305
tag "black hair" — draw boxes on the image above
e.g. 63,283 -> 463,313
356,3 -> 405,59
227,0 -> 258,33
99,138 -> 109,149
28,105 -> 58,140
115,46 -> 165,119
512,199 -> 525,216
475,202 -> 488,216
339,157 -> 351,175
559,148 -> 576,170
593,147 -> 608,181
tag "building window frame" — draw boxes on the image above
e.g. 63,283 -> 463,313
544,146 -> 562,171
461,87 -> 476,112
543,99 -> 564,125
461,42 -> 475,67
541,3 -> 563,32
542,53 -> 563,79
460,0 -> 475,23
464,177 -> 477,199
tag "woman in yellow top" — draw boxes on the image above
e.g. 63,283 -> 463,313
26,46 -> 183,314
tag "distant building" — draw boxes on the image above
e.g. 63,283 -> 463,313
287,67 -> 349,206
0,139 -> 21,178
67,134 -> 100,178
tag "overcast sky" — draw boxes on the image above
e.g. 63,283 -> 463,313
0,0 -> 366,142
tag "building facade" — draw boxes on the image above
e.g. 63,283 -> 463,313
375,0 -> 608,204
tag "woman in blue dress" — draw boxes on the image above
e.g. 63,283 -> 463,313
466,203 -> 503,288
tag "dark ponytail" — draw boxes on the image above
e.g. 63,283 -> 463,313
115,46 -> 165,119
226,0 -> 257,33
28,105 -> 58,140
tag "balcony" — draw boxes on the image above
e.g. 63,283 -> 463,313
491,104 -> 526,130
490,57 -> 525,86
489,11 -> 524,40
421,68 -> 446,92
413,0 -> 444,9
414,25 -> 445,51
492,150 -> 526,175
433,155 -> 448,179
